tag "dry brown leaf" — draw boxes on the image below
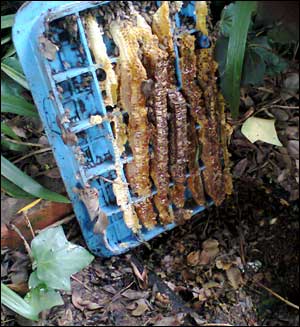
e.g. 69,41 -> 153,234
155,292 -> 170,305
102,284 -> 117,294
122,289 -> 149,300
71,289 -> 85,311
203,281 -> 221,289
131,298 -> 149,316
198,250 -> 211,265
187,251 -> 200,266
153,314 -> 185,326
216,256 -> 233,270
226,267 -> 243,290
202,239 -> 219,250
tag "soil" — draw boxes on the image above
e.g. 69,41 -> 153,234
1,178 -> 299,326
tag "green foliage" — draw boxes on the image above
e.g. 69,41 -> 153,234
221,1 -> 257,118
31,226 -> 94,291
1,13 -> 68,203
1,156 -> 70,203
1,176 -> 35,198
1,57 -> 29,90
216,1 -> 289,117
1,226 -> 94,321
1,14 -> 15,29
1,94 -> 38,117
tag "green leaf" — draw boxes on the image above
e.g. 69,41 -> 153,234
2,44 -> 16,59
1,14 -> 15,29
1,74 -> 26,97
249,37 -> 288,76
1,176 -> 35,199
1,137 -> 28,152
1,122 -> 20,140
241,47 -> 266,85
1,156 -> 70,203
24,286 -> 64,315
1,283 -> 39,321
1,34 -> 11,45
31,226 -> 94,291
241,117 -> 283,146
28,271 -> 44,289
1,94 -> 38,117
219,3 -> 235,37
1,57 -> 29,90
222,1 -> 257,118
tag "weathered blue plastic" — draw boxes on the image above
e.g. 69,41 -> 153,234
13,1 -> 212,257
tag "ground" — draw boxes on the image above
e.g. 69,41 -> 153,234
1,178 -> 299,326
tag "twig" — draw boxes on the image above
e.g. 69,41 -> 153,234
71,275 -> 93,292
22,212 -> 35,239
12,147 -> 52,164
9,223 -> 33,262
35,214 -> 75,234
271,105 -> 299,110
2,138 -> 46,148
254,280 -> 299,310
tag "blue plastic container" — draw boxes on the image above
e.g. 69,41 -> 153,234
13,1 -> 211,257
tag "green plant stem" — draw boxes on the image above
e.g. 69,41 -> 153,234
1,283 -> 39,321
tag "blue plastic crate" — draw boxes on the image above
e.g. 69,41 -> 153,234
13,1 -> 212,257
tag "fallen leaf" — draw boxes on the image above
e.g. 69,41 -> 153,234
71,289 -> 85,311
187,251 -> 200,266
202,239 -> 219,250
216,256 -> 233,270
39,35 -> 59,61
153,314 -> 185,326
203,281 -> 221,289
122,289 -> 149,300
287,140 -> 299,159
7,282 -> 29,295
226,267 -> 243,290
44,167 -> 61,179
233,158 -> 248,178
198,250 -> 211,265
241,117 -> 283,146
131,298 -> 149,316
102,285 -> 117,294
155,292 -> 170,305
281,73 -> 299,100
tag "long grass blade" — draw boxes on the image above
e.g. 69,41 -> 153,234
1,94 -> 38,117
1,156 -> 70,203
1,283 -> 39,321
222,1 -> 257,118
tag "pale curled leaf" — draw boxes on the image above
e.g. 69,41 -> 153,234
241,117 -> 283,146
31,226 -> 94,291
226,267 -> 243,290
131,298 -> 149,316
24,286 -> 64,315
